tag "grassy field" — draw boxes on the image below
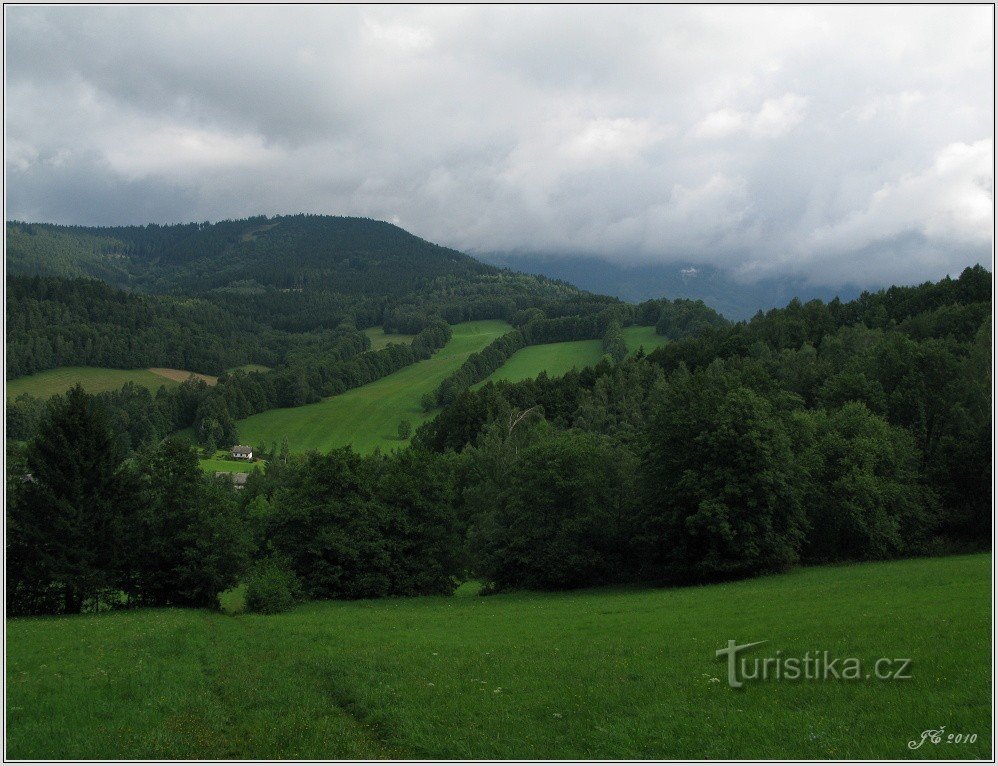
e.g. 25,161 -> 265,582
198,453 -> 265,475
622,324 -> 668,355
236,320 -> 510,454
478,339 -> 604,385
6,554 -> 990,759
478,326 -> 667,386
364,326 -> 415,351
6,367 -> 191,399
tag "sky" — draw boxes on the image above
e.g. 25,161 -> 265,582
5,5 -> 994,286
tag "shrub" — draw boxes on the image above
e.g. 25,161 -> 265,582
244,561 -> 302,614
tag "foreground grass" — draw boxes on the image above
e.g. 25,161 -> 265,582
479,325 -> 667,386
7,554 -> 990,759
6,366 -> 187,399
236,320 -> 510,454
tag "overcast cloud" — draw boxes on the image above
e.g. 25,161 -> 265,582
5,6 -> 993,285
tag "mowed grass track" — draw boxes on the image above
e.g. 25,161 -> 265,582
236,320 -> 510,454
6,366 -> 192,399
479,325 -> 668,386
6,554 -> 990,759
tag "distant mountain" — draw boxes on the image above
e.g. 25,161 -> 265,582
478,252 -> 867,320
7,215 -> 871,320
6,215 -> 494,295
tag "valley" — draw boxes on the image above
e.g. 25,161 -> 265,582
6,7 -> 992,761
6,214 -> 991,763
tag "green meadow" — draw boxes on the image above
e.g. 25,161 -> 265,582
479,325 -> 668,386
478,339 -> 604,385
621,324 -> 669,355
6,554 -> 990,759
6,366 -> 184,399
363,326 -> 415,351
198,451 -> 265,475
236,320 -> 510,454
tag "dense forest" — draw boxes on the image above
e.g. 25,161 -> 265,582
6,275 -> 373,378
415,266 -> 991,585
7,253 -> 991,615
7,215 -> 492,293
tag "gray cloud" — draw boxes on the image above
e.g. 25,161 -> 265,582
5,6 -> 993,285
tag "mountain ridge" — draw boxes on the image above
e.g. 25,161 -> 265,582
478,251 -> 870,320
6,214 -> 497,296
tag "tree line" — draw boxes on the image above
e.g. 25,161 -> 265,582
430,299 -> 727,407
7,387 -> 462,614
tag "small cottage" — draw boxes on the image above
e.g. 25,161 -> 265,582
230,445 -> 253,460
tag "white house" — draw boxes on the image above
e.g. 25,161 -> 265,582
230,445 -> 253,460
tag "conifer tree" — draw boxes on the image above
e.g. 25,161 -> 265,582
8,385 -> 139,614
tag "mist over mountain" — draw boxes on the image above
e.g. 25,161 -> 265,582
479,252 -> 871,320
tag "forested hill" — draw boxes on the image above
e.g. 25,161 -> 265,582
6,214 -> 497,295
7,213 -> 605,369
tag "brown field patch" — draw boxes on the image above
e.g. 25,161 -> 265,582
148,368 -> 218,386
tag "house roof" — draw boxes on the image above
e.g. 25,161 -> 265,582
231,445 -> 253,452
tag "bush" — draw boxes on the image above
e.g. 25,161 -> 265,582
244,561 -> 302,614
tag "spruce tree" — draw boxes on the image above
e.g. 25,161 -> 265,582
8,385 -> 138,614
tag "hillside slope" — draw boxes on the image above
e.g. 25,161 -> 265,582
237,320 -> 510,454
7,215 -> 495,294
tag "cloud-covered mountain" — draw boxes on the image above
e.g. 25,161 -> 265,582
5,6 -> 993,287
481,252 -> 868,320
